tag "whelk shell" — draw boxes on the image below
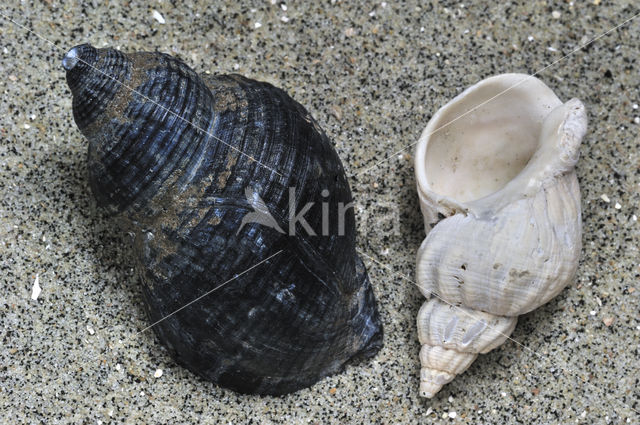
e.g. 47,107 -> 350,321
414,74 -> 587,398
63,44 -> 383,395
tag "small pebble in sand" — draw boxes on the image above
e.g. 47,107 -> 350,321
602,317 -> 614,327
345,27 -> 355,37
600,194 -> 610,203
614,202 -> 621,209
254,22 -> 262,29
154,368 -> 163,378
281,16 -> 289,22
31,274 -> 41,300
86,325 -> 95,335
152,10 -> 165,24
590,310 -> 597,316
329,387 -> 337,394
448,411 -> 457,418
24,123 -> 31,130
633,104 -> 639,110
331,105 -> 342,121
634,117 -> 640,124
551,11 -> 561,19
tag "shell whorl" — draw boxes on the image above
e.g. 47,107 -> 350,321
417,172 -> 582,317
414,74 -> 586,398
65,44 -> 223,214
417,299 -> 517,398
64,44 -> 383,395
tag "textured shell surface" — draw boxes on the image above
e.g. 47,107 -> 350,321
63,44 -> 382,395
413,74 -> 587,398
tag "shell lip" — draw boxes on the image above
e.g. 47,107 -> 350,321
414,73 -> 585,219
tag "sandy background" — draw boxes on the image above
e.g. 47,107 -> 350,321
0,0 -> 639,423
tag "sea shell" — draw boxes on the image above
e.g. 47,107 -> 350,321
413,74 -> 587,398
63,44 -> 382,395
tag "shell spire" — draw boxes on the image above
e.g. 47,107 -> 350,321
64,44 -> 383,395
414,74 -> 586,398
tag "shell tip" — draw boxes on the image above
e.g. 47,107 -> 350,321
420,367 -> 454,399
419,381 -> 442,399
62,44 -> 96,71
62,47 -> 80,71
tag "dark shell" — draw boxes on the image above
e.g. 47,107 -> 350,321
63,44 -> 382,395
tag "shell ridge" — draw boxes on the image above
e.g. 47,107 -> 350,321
131,66 -> 216,199
114,69 -> 194,191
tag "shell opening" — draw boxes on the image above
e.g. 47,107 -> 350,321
424,117 -> 538,203
417,74 -> 563,206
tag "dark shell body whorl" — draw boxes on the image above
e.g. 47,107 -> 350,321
64,44 -> 382,395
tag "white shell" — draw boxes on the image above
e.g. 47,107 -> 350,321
414,74 -> 587,398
